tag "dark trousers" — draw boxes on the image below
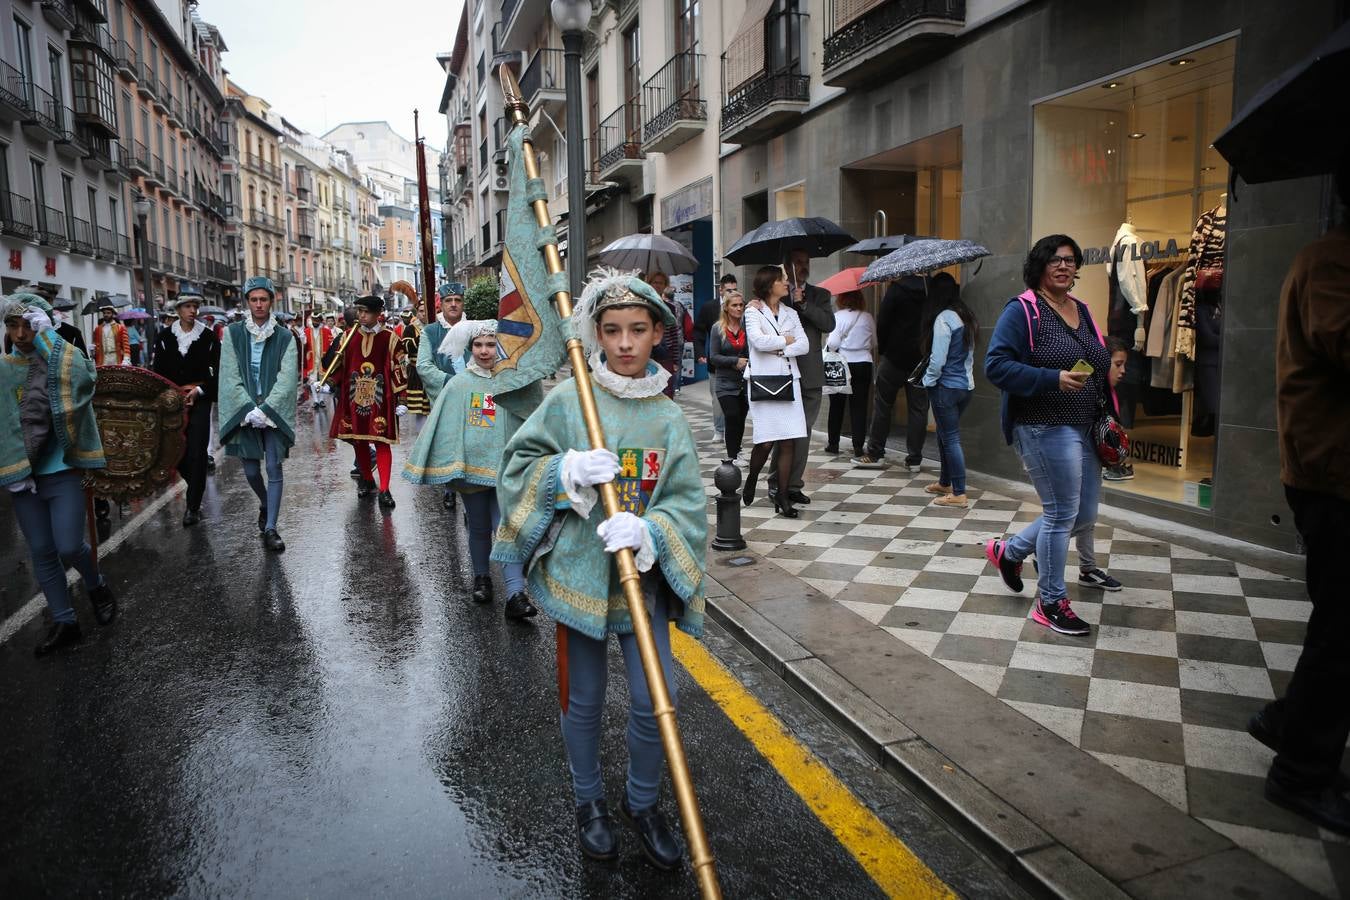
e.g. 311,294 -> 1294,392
826,362 -> 873,455
717,390 -> 749,459
180,400 -> 213,512
1265,486 -> 1350,792
865,358 -> 928,464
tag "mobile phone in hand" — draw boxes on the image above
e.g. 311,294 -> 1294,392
1070,359 -> 1094,375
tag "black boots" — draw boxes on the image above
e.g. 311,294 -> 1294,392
34,621 -> 83,657
262,528 -> 285,553
356,478 -> 377,498
182,508 -> 201,527
619,798 -> 683,870
504,592 -> 537,621
257,505 -> 267,533
575,799 -> 618,861
88,583 -> 117,626
377,490 -> 396,510
741,470 -> 758,507
470,575 -> 493,604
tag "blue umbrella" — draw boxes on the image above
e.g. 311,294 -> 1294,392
860,239 -> 991,285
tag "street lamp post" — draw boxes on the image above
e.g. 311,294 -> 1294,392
133,191 -> 156,367
552,0 -> 590,300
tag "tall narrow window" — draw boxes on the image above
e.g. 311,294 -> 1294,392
622,23 -> 641,144
48,47 -> 63,106
61,174 -> 74,240
14,18 -> 34,101
30,160 -> 46,221
88,186 -> 99,244
586,68 -> 599,173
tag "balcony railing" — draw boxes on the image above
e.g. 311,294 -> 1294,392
250,209 -> 284,233
642,50 -> 707,147
244,152 -> 280,181
115,39 -> 137,77
597,105 -> 643,173
70,216 -> 94,255
128,139 -> 152,175
721,10 -> 811,138
41,0 -> 77,30
135,60 -> 157,98
95,225 -> 114,259
520,48 -> 565,108
37,205 -> 69,247
0,60 -> 35,120
164,162 -> 178,196
823,0 -> 965,73
333,196 -> 350,213
21,80 -> 62,139
0,191 -> 36,239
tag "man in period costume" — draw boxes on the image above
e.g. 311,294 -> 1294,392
50,298 -> 88,357
217,276 -> 297,552
418,282 -> 466,510
151,286 -> 220,527
304,310 -> 333,388
324,293 -> 407,509
92,301 -> 130,367
398,308 -> 430,416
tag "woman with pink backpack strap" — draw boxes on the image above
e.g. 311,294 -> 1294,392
983,235 -> 1116,636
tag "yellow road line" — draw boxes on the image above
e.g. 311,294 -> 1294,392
672,630 -> 956,899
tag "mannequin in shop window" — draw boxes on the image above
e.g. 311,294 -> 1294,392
1185,194 -> 1227,438
1105,217 -> 1150,480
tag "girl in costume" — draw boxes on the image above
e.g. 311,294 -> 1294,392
217,276 -> 298,553
1,293 -> 117,656
492,269 -> 707,870
403,318 -> 537,621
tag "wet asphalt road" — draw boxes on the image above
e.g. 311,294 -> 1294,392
0,405 -> 1024,898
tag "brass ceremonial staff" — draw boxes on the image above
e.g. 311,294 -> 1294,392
316,320 -> 359,388
499,68 -> 721,899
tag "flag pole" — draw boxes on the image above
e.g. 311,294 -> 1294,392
499,67 -> 721,900
413,109 -> 437,324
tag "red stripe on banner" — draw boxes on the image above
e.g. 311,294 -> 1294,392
557,626 -> 570,715
498,289 -> 524,318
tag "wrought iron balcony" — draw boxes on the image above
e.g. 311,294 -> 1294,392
596,105 -> 643,184
73,0 -> 108,24
41,0 -> 77,31
642,50 -> 706,153
135,61 -> 157,99
53,106 -> 88,159
721,10 -> 811,145
520,48 -> 565,115
95,225 -> 115,259
244,152 -> 280,181
822,0 -> 964,87
71,217 -> 95,255
37,205 -> 69,248
0,61 -> 36,123
114,39 -> 137,78
250,210 -> 285,234
20,80 -> 63,142
0,191 -> 36,240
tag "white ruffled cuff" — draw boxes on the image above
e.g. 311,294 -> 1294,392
560,449 -> 599,519
634,520 -> 657,573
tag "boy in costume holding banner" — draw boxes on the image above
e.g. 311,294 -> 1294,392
492,270 -> 707,869
403,319 -> 536,620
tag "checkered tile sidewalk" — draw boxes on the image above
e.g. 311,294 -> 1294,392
681,401 -> 1349,897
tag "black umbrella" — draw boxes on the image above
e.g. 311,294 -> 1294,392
81,294 -> 130,315
725,217 -> 856,265
842,234 -> 933,257
51,297 -> 77,312
1214,20 -> 1350,184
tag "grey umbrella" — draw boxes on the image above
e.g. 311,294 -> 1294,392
860,239 -> 992,285
725,217 -> 856,265
597,233 -> 700,276
842,234 -> 933,257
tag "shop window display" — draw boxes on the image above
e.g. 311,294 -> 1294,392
1031,40 -> 1235,508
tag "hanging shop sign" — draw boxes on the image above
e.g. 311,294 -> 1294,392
661,176 -> 713,232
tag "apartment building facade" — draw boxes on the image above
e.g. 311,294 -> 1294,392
225,80 -> 285,304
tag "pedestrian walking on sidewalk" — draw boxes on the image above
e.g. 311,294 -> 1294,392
824,290 -> 876,458
857,275 -> 935,470
919,277 -> 977,509
218,276 -> 297,553
983,235 -> 1113,637
768,248 -> 835,505
694,274 -> 738,439
1067,337 -> 1128,592
743,266 -> 809,518
1249,158 -> 1350,836
709,290 -> 750,460
403,318 -> 536,621
151,288 -> 220,528
1,293 -> 117,656
492,270 -> 707,869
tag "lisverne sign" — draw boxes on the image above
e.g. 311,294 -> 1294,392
1082,238 -> 1184,267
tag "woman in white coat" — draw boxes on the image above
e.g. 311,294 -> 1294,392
743,265 -> 808,518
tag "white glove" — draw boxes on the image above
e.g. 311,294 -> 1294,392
120,356 -> 131,366
6,477 -> 36,494
1134,327 -> 1147,353
596,511 -> 646,553
244,408 -> 268,428
563,448 -> 620,488
321,383 -> 332,394
395,404 -> 408,417
22,308 -> 53,334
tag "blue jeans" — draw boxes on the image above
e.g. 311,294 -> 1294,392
929,385 -> 972,494
11,470 -> 104,624
462,489 -> 525,595
1005,424 -> 1100,604
559,590 -> 676,810
240,428 -> 285,531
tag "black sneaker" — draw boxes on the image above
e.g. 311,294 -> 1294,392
985,539 -> 1024,593
1031,596 -> 1091,636
1079,568 -> 1122,591
34,621 -> 83,657
1103,464 -> 1135,482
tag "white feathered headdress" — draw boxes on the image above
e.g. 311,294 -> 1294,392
570,266 -> 675,357
439,318 -> 499,361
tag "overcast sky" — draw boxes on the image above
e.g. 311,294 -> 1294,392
198,0 -> 462,151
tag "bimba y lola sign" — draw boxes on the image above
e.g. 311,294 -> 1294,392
1081,239 -> 1184,267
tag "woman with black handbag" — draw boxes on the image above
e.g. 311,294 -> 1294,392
743,266 -> 808,518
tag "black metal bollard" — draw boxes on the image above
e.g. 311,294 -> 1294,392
711,459 -> 747,552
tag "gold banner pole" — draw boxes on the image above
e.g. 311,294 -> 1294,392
500,68 -> 721,899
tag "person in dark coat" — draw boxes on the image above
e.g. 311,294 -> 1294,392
151,288 -> 220,527
857,275 -> 938,469
693,274 -> 738,437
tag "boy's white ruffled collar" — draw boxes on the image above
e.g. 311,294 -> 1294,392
589,355 -> 669,399
171,320 -> 205,356
244,315 -> 275,343
465,360 -> 494,378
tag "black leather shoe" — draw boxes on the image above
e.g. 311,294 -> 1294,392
575,799 -> 618,861
182,508 -> 201,527
378,490 -> 396,510
257,505 -> 267,533
88,583 -> 117,626
442,491 -> 457,511
34,621 -> 83,657
620,797 -> 682,870
470,575 -> 493,604
741,473 -> 757,507
774,493 -> 799,519
788,490 -> 811,505
262,528 -> 286,553
205,454 -> 216,472
1248,706 -> 1281,752
504,592 -> 537,621
1266,778 -> 1350,836
356,479 -> 377,498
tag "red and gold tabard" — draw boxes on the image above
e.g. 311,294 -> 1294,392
327,326 -> 407,444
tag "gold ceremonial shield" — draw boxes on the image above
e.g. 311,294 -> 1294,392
84,366 -> 187,502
